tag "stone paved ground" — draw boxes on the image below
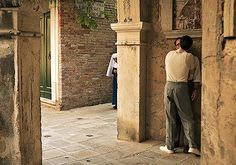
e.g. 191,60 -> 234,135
42,103 -> 200,165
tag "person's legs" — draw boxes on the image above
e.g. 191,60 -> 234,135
112,77 -> 117,109
188,81 -> 201,149
161,82 -> 199,155
175,113 -> 189,153
164,83 -> 178,151
176,124 -> 189,153
174,114 -> 181,147
173,83 -> 197,149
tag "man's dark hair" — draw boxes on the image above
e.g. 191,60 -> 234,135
180,35 -> 193,50
174,37 -> 181,46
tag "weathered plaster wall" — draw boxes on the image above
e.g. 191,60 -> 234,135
0,0 -> 48,164
0,38 -> 18,164
201,0 -> 236,164
146,0 -> 202,140
58,0 -> 117,110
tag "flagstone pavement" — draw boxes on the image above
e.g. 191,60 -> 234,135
42,103 -> 200,165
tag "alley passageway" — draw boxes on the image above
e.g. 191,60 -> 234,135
42,104 -> 200,165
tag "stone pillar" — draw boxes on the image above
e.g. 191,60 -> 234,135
17,3 -> 42,164
0,0 -> 48,164
202,0 -> 236,164
111,0 -> 150,142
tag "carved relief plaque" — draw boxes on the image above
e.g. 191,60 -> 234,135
123,0 -> 131,22
0,10 -> 13,29
173,0 -> 201,30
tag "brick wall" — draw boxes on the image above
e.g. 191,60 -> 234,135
58,0 -> 116,110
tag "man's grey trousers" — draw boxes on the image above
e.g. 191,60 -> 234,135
164,82 -> 197,150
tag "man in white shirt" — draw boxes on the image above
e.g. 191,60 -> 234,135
160,35 -> 200,156
173,38 -> 201,152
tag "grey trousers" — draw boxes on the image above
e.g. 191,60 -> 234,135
175,82 -> 201,149
164,82 -> 197,150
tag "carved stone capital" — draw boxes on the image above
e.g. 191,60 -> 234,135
111,22 -> 151,46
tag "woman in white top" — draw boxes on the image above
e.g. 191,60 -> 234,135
106,53 -> 118,109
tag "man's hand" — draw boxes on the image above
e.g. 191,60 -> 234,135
191,89 -> 198,101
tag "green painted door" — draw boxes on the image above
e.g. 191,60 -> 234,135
40,12 -> 51,99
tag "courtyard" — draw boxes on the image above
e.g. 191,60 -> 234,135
42,104 -> 200,165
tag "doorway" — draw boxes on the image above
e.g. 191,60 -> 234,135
40,12 -> 52,99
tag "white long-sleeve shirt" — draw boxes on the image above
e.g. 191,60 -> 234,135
106,53 -> 118,77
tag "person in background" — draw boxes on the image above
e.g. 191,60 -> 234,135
106,53 -> 118,109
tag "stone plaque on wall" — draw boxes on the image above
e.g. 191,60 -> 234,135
92,1 -> 105,18
173,0 -> 201,30
0,10 -> 13,29
75,0 -> 105,18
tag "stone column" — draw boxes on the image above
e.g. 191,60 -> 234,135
111,0 -> 150,142
17,2 -> 43,164
202,0 -> 236,164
